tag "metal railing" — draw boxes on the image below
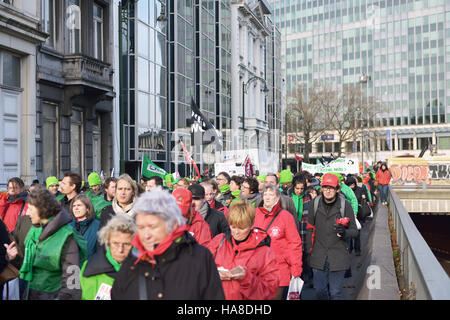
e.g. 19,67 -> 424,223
389,187 -> 450,300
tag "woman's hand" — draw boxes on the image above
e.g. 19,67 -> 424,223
230,266 -> 246,280
4,241 -> 18,261
218,268 -> 233,281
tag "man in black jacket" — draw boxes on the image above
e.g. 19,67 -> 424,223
305,173 -> 358,300
188,184 -> 230,237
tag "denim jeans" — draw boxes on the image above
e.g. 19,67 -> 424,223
313,257 -> 346,300
379,185 -> 389,203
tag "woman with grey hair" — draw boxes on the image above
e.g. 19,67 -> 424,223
111,189 -> 225,300
255,184 -> 303,300
80,214 -> 136,300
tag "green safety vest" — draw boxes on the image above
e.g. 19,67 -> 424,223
89,195 -> 111,220
26,225 -> 87,293
79,260 -> 115,300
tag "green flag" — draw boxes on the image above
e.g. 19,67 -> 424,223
141,154 -> 167,179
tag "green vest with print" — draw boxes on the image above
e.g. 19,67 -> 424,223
26,225 -> 87,293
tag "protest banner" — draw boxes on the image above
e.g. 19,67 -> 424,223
302,158 -> 360,175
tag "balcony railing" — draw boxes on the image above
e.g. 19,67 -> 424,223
62,54 -> 113,90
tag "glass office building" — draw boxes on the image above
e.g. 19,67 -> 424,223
119,0 -> 168,175
119,0 -> 233,178
270,0 -> 450,158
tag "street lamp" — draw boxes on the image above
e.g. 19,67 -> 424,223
156,1 -> 167,22
359,73 -> 371,172
241,75 -> 269,143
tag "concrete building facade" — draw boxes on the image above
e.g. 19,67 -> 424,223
0,0 -> 47,186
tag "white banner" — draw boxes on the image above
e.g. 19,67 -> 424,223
214,163 -> 246,176
302,158 -> 360,175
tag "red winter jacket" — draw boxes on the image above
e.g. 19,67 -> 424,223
186,210 -> 212,246
0,192 -> 28,233
254,202 -> 303,287
206,229 -> 279,300
376,169 -> 392,186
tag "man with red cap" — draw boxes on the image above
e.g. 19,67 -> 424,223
172,188 -> 212,246
305,173 -> 358,300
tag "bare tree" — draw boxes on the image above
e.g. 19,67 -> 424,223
286,83 -> 329,162
322,84 -> 382,157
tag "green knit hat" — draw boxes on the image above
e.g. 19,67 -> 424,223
279,169 -> 293,184
46,176 -> 59,189
165,174 -> 174,183
88,172 -> 102,187
257,175 -> 266,182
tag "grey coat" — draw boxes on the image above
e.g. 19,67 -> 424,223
305,196 -> 358,272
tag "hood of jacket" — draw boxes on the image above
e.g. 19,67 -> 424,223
8,191 -> 28,203
240,192 -> 261,204
83,246 -> 117,277
226,228 -> 271,252
38,208 -> 73,242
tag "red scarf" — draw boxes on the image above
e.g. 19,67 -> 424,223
132,224 -> 188,266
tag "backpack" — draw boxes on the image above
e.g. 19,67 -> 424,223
305,195 -> 346,253
312,195 -> 345,221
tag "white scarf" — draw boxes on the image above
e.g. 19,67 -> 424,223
112,197 -> 136,217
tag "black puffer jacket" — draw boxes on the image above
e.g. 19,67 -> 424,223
111,231 -> 225,300
204,206 -> 230,238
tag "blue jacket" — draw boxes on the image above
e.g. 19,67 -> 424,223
70,218 -> 100,260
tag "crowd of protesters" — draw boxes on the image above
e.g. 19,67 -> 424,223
0,161 -> 391,300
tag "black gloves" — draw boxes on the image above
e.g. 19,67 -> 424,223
335,223 -> 346,238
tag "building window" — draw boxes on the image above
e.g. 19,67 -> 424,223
41,0 -> 55,47
93,3 -> 103,60
67,0 -> 81,53
417,137 -> 431,150
1,51 -> 21,88
42,102 -> 59,177
400,138 -> 413,150
70,108 -> 83,175
2,0 -> 13,5
438,136 -> 450,149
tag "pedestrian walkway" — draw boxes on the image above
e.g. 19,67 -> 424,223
301,202 -> 400,300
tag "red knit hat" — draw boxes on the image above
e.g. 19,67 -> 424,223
321,173 -> 339,188
172,188 -> 192,216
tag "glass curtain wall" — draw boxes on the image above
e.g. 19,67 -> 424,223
270,0 -> 449,129
120,0 -> 168,175
216,0 -> 232,156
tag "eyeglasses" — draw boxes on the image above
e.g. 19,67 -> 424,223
110,242 -> 132,249
322,186 -> 336,191
241,185 -> 250,189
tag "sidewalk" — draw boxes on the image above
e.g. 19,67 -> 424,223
356,203 -> 400,300
300,202 -> 400,300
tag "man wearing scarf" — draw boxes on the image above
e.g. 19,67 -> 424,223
215,172 -> 232,204
110,190 -> 224,300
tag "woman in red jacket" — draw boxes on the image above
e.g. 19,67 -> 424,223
173,188 -> 212,246
0,177 -> 28,233
375,163 -> 392,205
207,201 -> 279,300
254,184 -> 303,300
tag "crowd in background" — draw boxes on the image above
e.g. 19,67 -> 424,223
0,160 -> 392,300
